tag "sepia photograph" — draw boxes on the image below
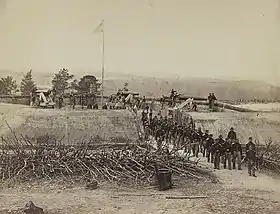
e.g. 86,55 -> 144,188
0,0 -> 280,213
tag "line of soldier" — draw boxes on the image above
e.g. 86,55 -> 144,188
142,108 -> 257,177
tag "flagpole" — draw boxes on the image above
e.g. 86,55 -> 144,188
101,20 -> 105,109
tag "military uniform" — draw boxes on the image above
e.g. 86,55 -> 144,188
232,140 -> 242,170
246,139 -> 257,177
217,136 -> 225,164
205,135 -> 214,163
223,139 -> 232,170
202,131 -> 209,157
227,128 -> 237,144
211,140 -> 222,169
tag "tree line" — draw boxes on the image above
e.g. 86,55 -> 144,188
0,68 -> 101,96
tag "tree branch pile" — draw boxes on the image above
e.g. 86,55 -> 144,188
256,138 -> 280,172
0,133 -> 214,184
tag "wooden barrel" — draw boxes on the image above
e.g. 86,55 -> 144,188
157,168 -> 172,191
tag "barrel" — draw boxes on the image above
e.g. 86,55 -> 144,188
157,168 -> 172,191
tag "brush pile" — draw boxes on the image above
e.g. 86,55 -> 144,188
0,133 -> 213,184
256,138 -> 280,172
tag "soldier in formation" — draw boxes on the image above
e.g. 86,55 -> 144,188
141,116 -> 257,176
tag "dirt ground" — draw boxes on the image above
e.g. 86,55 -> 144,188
0,156 -> 279,214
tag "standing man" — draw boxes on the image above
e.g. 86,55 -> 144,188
197,127 -> 204,154
151,115 -> 158,137
207,93 -> 213,110
141,106 -> 149,127
223,138 -> 232,170
211,139 -> 222,170
232,139 -> 242,170
202,130 -> 209,157
192,130 -> 199,157
217,135 -> 225,165
205,134 -> 214,163
149,108 -> 153,125
246,137 -> 257,177
227,127 -> 237,144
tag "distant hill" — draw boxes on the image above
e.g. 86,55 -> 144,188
1,69 -> 280,101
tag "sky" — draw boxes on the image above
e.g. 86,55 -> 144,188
0,0 -> 280,84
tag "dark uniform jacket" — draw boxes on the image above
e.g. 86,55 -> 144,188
197,130 -> 204,141
217,138 -> 225,154
231,142 -> 242,156
246,142 -> 256,161
223,141 -> 232,153
211,142 -> 222,154
205,138 -> 214,150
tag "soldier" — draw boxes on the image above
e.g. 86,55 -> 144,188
205,134 -> 214,163
232,139 -> 242,170
151,115 -> 158,137
217,135 -> 225,165
227,127 -> 237,144
211,139 -> 222,170
176,124 -> 184,148
207,93 -> 213,110
143,119 -> 150,140
223,138 -> 232,170
141,96 -> 146,109
202,130 -> 209,157
211,93 -> 217,101
149,108 -> 153,125
197,127 -> 204,154
246,137 -> 257,177
192,130 -> 199,157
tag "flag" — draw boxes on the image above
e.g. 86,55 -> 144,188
93,20 -> 104,33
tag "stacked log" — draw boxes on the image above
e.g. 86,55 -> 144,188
0,134 -> 214,184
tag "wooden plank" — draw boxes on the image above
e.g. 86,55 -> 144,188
166,196 -> 207,199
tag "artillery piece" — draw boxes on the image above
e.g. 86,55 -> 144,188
108,91 -> 139,109
31,89 -> 55,109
